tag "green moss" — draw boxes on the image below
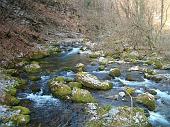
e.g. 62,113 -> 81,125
12,114 -> 30,125
14,78 -> 27,89
69,82 -> 82,89
4,94 -> 20,106
125,87 -> 135,95
89,53 -> 99,58
49,81 -> 72,98
6,87 -> 17,96
71,88 -> 95,103
24,62 -> 41,73
154,61 -> 163,69
136,93 -> 156,111
28,75 -> 41,81
30,51 -> 49,60
98,65 -> 105,71
12,106 -> 30,115
86,120 -> 104,127
97,105 -> 112,116
109,68 -> 121,77
51,76 -> 65,83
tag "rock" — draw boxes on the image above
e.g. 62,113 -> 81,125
86,106 -> 150,127
144,73 -> 164,82
76,72 -> 113,90
98,65 -> 105,71
24,62 -> 41,73
98,57 -> 108,65
126,72 -> 144,82
128,66 -> 141,71
30,51 -> 49,60
5,87 -> 17,96
12,106 -> 30,115
75,63 -> 85,72
105,95 -> 119,100
153,61 -> 163,69
109,68 -> 121,77
48,46 -> 61,55
146,89 -> 157,95
119,92 -> 126,97
28,75 -> 41,81
12,114 -> 30,125
89,52 -> 100,58
136,92 -> 156,111
49,80 -> 72,99
129,50 -> 140,59
110,106 -> 149,127
3,94 -> 20,106
124,87 -> 135,95
49,76 -> 65,84
71,88 -> 95,103
68,82 -> 82,89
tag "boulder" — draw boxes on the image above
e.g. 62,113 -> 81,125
71,88 -> 95,103
30,51 -> 49,60
98,65 -> 105,71
75,63 -> 85,72
76,72 -> 112,90
24,62 -> 41,73
68,82 -> 82,89
109,68 -> 121,77
136,92 -> 156,111
49,80 -> 72,99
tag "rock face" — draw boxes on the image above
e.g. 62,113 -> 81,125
76,72 -> 113,90
71,88 -> 95,103
24,62 -> 41,73
136,93 -> 156,111
109,68 -> 121,77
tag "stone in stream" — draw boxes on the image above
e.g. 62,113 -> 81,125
98,65 -> 105,71
29,50 -> 50,60
86,106 -> 150,127
75,63 -> 85,72
124,87 -> 136,95
68,82 -> 82,89
76,72 -> 113,90
126,72 -> 144,82
24,61 -> 41,73
71,88 -> 95,103
136,92 -> 156,111
109,68 -> 121,77
48,80 -> 72,99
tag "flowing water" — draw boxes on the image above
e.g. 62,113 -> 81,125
17,46 -> 170,127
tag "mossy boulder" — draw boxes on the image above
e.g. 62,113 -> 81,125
124,87 -> 135,95
49,76 -> 65,84
89,52 -> 100,58
28,75 -> 41,81
12,106 -> 30,115
49,80 -> 72,99
71,88 -> 95,103
110,106 -> 149,127
75,63 -> 85,72
76,72 -> 113,90
4,94 -> 20,106
98,65 -> 105,71
144,73 -> 163,82
153,61 -> 163,69
136,93 -> 156,111
30,51 -> 49,60
24,62 -> 41,73
109,68 -> 121,77
86,106 -> 150,127
68,82 -> 82,89
48,47 -> 61,55
12,114 -> 30,125
5,87 -> 17,96
98,57 -> 108,65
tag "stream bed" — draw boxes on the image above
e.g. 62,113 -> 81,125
17,46 -> 170,127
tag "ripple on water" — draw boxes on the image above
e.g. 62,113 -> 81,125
25,93 -> 61,107
149,111 -> 170,127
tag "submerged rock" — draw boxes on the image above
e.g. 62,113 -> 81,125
109,68 -> 121,77
136,92 -> 156,111
71,88 -> 95,103
24,62 -> 41,73
76,72 -> 113,90
98,65 -> 105,71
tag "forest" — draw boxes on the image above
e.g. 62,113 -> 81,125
0,0 -> 170,127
